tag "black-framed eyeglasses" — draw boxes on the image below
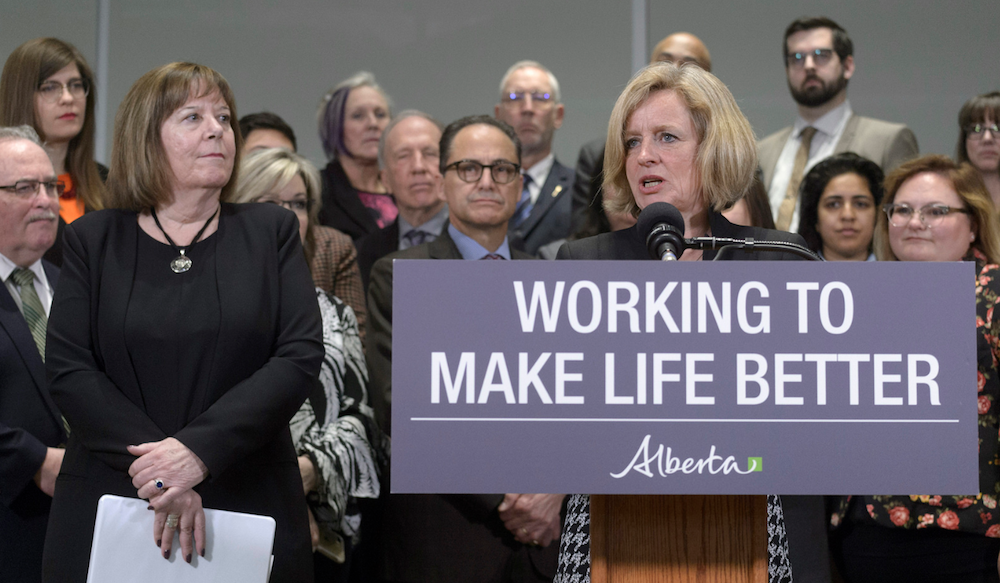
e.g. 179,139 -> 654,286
786,49 -> 834,68
36,79 -> 89,103
501,91 -> 553,107
260,199 -> 311,213
884,203 -> 971,228
444,160 -> 521,184
0,179 -> 65,198
966,123 -> 1000,141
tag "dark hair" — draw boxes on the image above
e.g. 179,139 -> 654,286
783,17 -> 853,64
238,111 -> 297,151
956,91 -> 1000,164
0,37 -> 104,210
744,169 -> 776,229
438,115 -> 521,173
797,152 -> 884,253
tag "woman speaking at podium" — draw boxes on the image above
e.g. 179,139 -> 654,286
554,62 -> 801,582
831,155 -> 1000,582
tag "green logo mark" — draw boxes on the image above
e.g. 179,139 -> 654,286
747,457 -> 763,472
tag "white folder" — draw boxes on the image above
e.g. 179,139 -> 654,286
86,494 -> 275,583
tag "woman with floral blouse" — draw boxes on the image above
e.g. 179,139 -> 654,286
831,154 -> 1000,582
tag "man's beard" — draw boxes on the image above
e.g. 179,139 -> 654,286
789,71 -> 848,107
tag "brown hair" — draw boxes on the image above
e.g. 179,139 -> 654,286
603,62 -> 757,218
956,91 -> 1000,165
105,62 -> 242,211
0,37 -> 104,210
874,154 -> 1000,263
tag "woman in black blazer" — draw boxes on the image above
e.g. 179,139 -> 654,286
42,63 -> 323,583
554,62 -> 801,583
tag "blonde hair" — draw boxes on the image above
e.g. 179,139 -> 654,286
234,148 -> 322,264
105,62 -> 241,211
603,62 -> 757,218
874,154 -> 1000,263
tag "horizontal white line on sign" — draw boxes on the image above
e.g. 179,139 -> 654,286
410,417 -> 960,423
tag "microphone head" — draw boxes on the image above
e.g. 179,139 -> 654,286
636,202 -> 685,237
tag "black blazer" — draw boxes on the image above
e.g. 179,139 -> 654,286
569,138 -> 605,234
557,212 -> 807,261
365,229 -> 556,582
355,217 -> 400,292
510,158 -> 575,256
318,159 -> 381,241
42,204 -> 323,583
0,261 -> 64,583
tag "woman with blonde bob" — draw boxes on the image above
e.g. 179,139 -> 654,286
0,37 -> 105,265
43,62 -> 322,582
554,62 -> 799,583
234,148 -> 367,334
831,155 -> 1000,580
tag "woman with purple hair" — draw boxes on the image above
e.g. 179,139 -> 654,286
316,72 -> 395,241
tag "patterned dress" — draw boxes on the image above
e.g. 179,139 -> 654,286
829,249 -> 1000,536
289,290 -> 388,545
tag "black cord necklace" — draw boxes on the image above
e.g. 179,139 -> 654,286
150,205 -> 220,273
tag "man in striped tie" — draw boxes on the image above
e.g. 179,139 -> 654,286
366,115 -> 562,583
0,125 -> 66,582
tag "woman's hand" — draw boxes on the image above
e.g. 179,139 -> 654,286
298,455 -> 317,494
498,493 -> 565,547
153,488 -> 206,563
307,506 -> 320,552
128,437 -> 209,505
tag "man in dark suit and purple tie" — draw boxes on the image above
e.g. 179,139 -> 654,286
0,125 -> 67,582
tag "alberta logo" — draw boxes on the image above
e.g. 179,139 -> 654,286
611,434 -> 762,478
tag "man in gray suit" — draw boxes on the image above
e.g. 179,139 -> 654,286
759,16 -> 918,232
495,61 -> 574,256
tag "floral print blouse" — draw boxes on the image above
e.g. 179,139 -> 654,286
830,249 -> 1000,536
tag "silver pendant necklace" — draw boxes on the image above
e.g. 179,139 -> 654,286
150,206 -> 220,273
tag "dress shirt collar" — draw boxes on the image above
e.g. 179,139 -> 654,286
398,205 -> 449,244
793,99 -> 852,139
0,253 -> 49,290
448,223 -> 511,260
524,152 -> 555,188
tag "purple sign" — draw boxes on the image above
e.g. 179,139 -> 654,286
391,260 -> 978,495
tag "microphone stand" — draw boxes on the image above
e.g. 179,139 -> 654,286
685,236 -> 823,261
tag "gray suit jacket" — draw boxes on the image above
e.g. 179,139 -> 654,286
758,113 -> 919,189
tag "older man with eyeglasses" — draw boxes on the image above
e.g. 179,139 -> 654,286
365,114 -> 562,583
494,61 -> 574,257
0,125 -> 66,583
759,16 -> 920,233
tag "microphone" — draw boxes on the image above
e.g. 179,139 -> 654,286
637,202 -> 686,261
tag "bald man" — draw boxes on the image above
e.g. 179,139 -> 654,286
569,32 -> 711,232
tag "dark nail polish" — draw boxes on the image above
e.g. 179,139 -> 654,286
147,505 -> 154,510
200,548 -> 205,557
186,554 -> 192,564
156,539 -> 161,547
163,549 -> 169,559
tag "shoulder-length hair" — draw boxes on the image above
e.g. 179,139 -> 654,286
317,71 -> 392,161
603,62 -> 757,218
234,147 -> 322,265
0,37 -> 104,210
105,62 -> 242,211
797,152 -> 884,253
874,154 -> 1000,263
956,91 -> 1000,165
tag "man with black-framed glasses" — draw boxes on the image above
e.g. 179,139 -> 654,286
759,16 -> 919,233
0,125 -> 66,583
366,115 -> 562,583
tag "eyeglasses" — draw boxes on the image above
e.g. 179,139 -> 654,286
260,199 -> 311,213
501,91 -> 553,107
884,203 -> 971,228
0,179 -> 65,198
786,49 -> 834,68
36,79 -> 89,103
444,160 -> 521,184
966,123 -> 1000,140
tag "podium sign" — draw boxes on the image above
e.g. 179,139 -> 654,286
391,260 -> 978,495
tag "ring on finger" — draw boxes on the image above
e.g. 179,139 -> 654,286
519,527 -> 528,536
154,478 -> 165,490
532,539 -> 540,546
165,514 -> 180,529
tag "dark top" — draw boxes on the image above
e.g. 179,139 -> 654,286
42,163 -> 108,268
42,203 -> 323,583
319,159 -> 382,241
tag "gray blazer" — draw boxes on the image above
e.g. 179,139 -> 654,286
758,113 -> 919,189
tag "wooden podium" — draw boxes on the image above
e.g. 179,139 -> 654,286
589,494 -> 767,583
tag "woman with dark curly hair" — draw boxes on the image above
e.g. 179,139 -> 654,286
797,152 -> 883,261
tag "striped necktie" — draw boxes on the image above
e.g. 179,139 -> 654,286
775,126 -> 818,232
10,268 -> 46,360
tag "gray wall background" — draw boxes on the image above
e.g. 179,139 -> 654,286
2,1 -> 998,172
